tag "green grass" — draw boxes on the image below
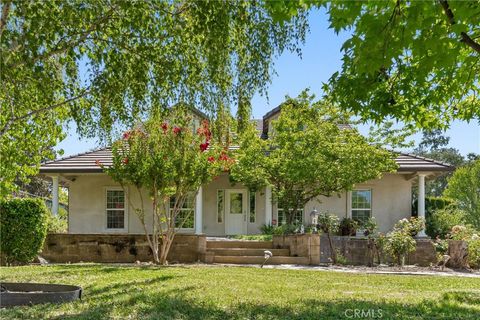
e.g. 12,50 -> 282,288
1,264 -> 480,319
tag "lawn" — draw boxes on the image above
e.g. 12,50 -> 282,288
1,264 -> 480,320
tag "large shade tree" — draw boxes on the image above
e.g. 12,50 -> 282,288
0,0 -> 307,197
230,91 -> 398,225
267,1 -> 480,128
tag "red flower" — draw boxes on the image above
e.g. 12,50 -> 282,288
219,153 -> 229,161
122,131 -> 131,140
161,122 -> 168,133
173,127 -> 181,135
95,159 -> 102,167
122,157 -> 129,164
200,142 -> 209,152
208,156 -> 215,163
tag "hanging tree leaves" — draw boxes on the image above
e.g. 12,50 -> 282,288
267,0 -> 480,128
0,0 -> 308,196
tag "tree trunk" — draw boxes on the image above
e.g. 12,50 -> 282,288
327,232 -> 337,264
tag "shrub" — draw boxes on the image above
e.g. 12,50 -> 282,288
339,218 -> 358,236
362,217 -> 378,237
0,198 -> 49,264
384,229 -> 416,266
260,224 -> 275,235
394,217 -> 425,236
448,225 -> 480,269
428,207 -> 466,239
272,224 -> 297,235
468,235 -> 480,269
47,214 -> 68,233
317,212 -> 340,264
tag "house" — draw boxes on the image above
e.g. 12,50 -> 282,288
39,107 -> 454,237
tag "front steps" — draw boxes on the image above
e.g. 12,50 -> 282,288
206,239 -> 309,265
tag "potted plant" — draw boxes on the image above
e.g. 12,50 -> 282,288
339,218 -> 358,236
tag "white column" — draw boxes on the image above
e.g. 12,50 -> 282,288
52,175 -> 59,216
195,186 -> 203,234
417,173 -> 427,237
265,186 -> 272,225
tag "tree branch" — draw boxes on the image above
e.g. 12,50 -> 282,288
0,0 -> 11,37
0,89 -> 90,137
439,0 -> 480,54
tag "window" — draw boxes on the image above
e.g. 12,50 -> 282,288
170,195 -> 195,229
249,192 -> 256,223
277,207 -> 303,226
106,189 -> 125,229
351,190 -> 372,225
217,190 -> 224,223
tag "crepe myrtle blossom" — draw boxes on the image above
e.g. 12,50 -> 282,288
122,157 -> 129,165
200,142 -> 209,152
161,122 -> 168,133
173,126 -> 181,135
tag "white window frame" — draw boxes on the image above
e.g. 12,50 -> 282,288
104,187 -> 128,232
169,194 -> 195,232
249,191 -> 256,223
217,189 -> 225,224
277,207 -> 304,226
350,189 -> 373,225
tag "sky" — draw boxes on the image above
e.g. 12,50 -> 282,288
56,9 -> 479,158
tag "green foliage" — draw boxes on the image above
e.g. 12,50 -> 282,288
394,217 -> 425,237
444,160 -> 480,229
267,1 -> 480,128
468,236 -> 480,269
335,249 -> 348,266
105,106 -> 226,264
339,218 -> 358,236
46,208 -> 68,234
260,224 -> 275,235
231,91 -> 397,224
272,224 -> 298,235
384,229 -> 416,266
449,225 -> 480,269
362,217 -> 378,237
428,207 -> 466,239
0,1 -> 307,197
413,196 -> 456,233
230,235 -> 273,241
0,198 -> 48,264
317,212 -> 340,234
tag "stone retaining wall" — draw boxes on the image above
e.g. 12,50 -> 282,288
41,234 -> 207,263
319,235 -> 437,266
273,234 -> 320,265
273,234 -> 440,266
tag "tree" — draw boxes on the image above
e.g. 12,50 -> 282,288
230,91 -> 398,225
104,105 -> 229,264
444,160 -> 480,229
267,1 -> 480,128
413,130 -> 466,197
0,1 -> 307,197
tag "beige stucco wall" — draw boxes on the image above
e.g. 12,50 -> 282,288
299,173 -> 412,233
67,173 -> 411,235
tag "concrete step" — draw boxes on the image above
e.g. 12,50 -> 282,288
206,240 -> 273,249
213,255 -> 310,265
208,248 -> 290,256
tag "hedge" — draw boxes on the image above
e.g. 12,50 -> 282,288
412,196 -> 456,238
0,198 -> 49,265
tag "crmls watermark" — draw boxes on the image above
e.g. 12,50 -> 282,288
344,309 -> 383,319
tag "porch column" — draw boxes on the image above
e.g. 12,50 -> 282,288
195,186 -> 203,234
417,173 -> 427,237
51,175 -> 59,216
265,186 -> 272,225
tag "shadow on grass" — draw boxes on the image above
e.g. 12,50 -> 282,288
2,270 -> 479,320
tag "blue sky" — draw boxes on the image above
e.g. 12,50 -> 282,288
57,9 -> 479,157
